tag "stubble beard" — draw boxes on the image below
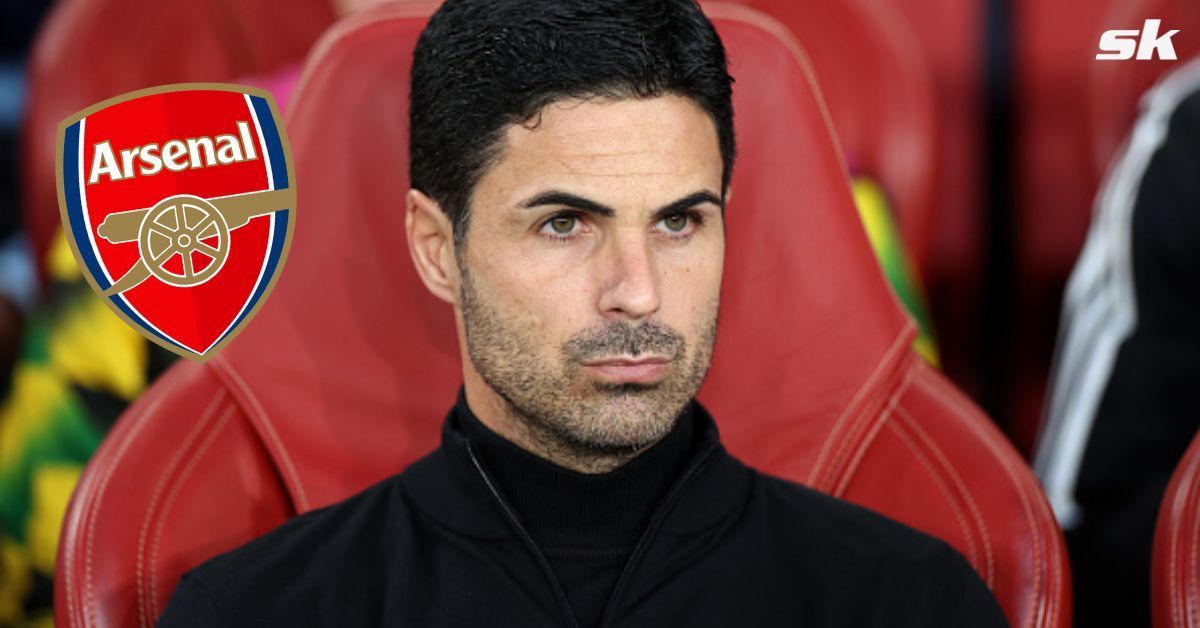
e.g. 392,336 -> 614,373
459,264 -> 718,469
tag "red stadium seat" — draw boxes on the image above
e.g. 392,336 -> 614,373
881,0 -> 988,382
55,3 -> 1070,627
21,0 -> 335,284
848,0 -> 991,425
882,0 -> 986,282
731,0 -> 939,273
1153,431 -> 1200,628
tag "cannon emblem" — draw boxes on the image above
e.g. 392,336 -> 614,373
96,189 -> 294,295
56,84 -> 295,360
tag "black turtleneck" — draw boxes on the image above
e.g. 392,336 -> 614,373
454,393 -> 696,628
161,393 -> 1011,628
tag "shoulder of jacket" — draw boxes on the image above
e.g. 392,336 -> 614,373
752,472 -> 967,571
181,468 -> 412,602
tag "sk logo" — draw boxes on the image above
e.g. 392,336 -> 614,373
56,84 -> 295,360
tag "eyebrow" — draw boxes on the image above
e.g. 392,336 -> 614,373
517,190 -> 725,218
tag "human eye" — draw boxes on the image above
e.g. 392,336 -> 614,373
655,210 -> 703,239
538,212 -> 584,241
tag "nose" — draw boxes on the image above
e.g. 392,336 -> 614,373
596,232 -> 661,321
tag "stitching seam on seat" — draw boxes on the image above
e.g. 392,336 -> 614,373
810,320 -> 916,487
1167,450 -> 1200,628
83,384 -> 172,628
832,404 -> 895,497
135,391 -> 226,628
1187,455 -> 1200,628
833,363 -> 918,496
894,402 -> 995,587
148,405 -> 236,621
1189,498 -> 1195,628
703,2 -> 854,171
1171,500 -> 1181,628
917,361 -> 1048,628
213,357 -> 310,511
884,417 -> 979,570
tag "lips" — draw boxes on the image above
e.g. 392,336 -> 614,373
581,356 -> 672,384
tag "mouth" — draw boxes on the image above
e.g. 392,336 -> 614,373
580,356 -> 672,385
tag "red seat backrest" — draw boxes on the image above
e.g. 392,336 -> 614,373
877,0 -> 990,416
878,0 -> 987,287
55,3 -> 1069,627
1153,431 -> 1200,628
21,0 -> 334,283
730,0 -> 939,272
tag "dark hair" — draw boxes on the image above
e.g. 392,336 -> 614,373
409,0 -> 736,245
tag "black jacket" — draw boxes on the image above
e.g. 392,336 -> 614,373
159,401 -> 1008,627
1034,80 -> 1200,627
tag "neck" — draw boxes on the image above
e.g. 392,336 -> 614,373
453,389 -> 698,540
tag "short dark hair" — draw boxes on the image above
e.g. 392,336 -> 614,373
409,0 -> 736,245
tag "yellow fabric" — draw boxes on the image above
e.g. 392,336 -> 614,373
0,228 -> 153,627
851,178 -> 940,366
25,613 -> 56,628
854,180 -> 892,256
912,334 -> 938,366
47,230 -> 82,283
0,537 -> 31,623
27,465 -> 82,574
0,369 -> 68,471
49,295 -> 146,401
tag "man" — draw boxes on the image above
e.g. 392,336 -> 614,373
159,0 -> 1007,625
1035,57 -> 1200,628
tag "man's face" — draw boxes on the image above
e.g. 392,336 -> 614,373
457,94 -> 725,454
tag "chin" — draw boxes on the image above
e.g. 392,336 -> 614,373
563,390 -> 685,448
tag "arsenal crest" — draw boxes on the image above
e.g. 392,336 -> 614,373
56,84 -> 295,360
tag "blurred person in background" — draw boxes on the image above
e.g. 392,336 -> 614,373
1034,56 -> 1200,628
0,0 -> 402,624
3,0 -> 360,621
0,2 -> 59,625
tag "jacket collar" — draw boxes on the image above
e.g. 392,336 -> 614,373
401,396 -> 752,539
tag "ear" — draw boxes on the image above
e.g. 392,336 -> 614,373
405,189 -> 459,305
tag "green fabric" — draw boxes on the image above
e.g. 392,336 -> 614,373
851,176 -> 939,365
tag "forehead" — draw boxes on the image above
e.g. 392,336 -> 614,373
477,95 -> 723,207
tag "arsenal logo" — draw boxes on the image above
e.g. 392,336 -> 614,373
56,84 -> 295,360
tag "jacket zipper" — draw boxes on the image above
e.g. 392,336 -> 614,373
465,441 -> 582,628
597,442 -> 719,628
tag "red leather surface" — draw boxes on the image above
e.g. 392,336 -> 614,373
55,362 -> 291,628
56,3 -> 1069,627
879,0 -> 990,418
731,0 -> 939,273
846,361 -> 1070,628
21,0 -> 334,283
880,0 -> 986,297
1012,0 -> 1123,280
1153,432 -> 1200,628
